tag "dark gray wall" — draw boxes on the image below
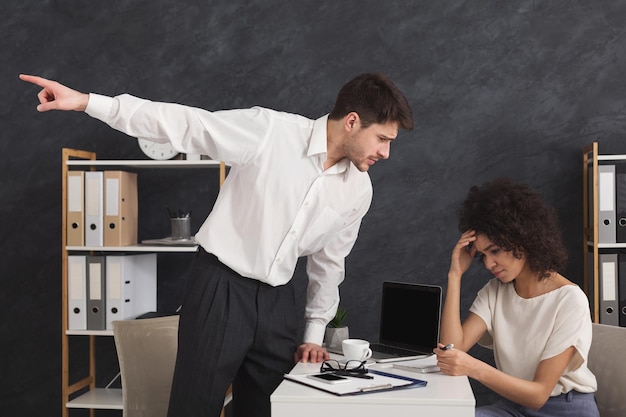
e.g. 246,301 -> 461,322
3,0 -> 626,415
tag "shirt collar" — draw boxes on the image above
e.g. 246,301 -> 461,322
307,114 -> 329,157
308,114 -> 351,177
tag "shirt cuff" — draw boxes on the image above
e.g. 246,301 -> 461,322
303,321 -> 327,346
85,93 -> 115,120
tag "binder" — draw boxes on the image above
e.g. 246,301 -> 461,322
598,165 -> 616,244
104,171 -> 138,247
587,251 -> 595,316
105,253 -> 157,329
599,253 -> 619,326
130,253 -> 157,318
105,255 -> 135,330
85,171 -> 104,247
67,255 -> 87,330
86,256 -> 106,330
616,164 -> 626,242
66,171 -> 85,246
619,253 -> 626,327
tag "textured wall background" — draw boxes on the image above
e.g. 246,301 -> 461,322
3,0 -> 626,414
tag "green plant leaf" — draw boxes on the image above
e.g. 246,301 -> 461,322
329,306 -> 348,328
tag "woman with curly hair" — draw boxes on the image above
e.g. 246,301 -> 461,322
435,177 -> 599,417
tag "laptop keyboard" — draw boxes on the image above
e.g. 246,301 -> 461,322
370,343 -> 422,357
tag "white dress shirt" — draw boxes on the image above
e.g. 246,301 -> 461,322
85,93 -> 373,344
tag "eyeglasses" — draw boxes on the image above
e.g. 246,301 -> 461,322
320,359 -> 368,375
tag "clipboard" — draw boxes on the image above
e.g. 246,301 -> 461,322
282,369 -> 427,396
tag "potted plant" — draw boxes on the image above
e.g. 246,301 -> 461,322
324,305 -> 349,351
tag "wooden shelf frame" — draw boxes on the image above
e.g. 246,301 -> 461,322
62,148 -> 97,417
583,142 -> 600,323
61,148 -> 226,415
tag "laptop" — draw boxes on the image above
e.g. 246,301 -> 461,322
368,281 -> 442,363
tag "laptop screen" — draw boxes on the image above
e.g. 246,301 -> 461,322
379,282 -> 442,353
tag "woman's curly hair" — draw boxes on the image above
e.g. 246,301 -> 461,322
458,177 -> 567,280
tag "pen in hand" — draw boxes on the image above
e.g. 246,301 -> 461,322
441,343 -> 454,350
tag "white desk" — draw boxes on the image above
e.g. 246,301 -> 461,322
271,355 -> 475,417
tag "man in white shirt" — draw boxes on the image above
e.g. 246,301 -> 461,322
21,72 -> 413,417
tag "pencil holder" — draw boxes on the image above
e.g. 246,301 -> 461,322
170,217 -> 191,240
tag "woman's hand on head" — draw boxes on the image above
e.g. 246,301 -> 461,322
449,230 -> 477,280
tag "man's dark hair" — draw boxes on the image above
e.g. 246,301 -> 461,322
458,177 -> 568,280
328,72 -> 413,131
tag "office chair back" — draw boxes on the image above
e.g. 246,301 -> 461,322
113,315 -> 179,417
588,323 -> 626,417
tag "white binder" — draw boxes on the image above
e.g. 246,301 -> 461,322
598,165 -> 616,244
131,253 -> 157,318
105,255 -> 136,329
67,255 -> 87,330
105,254 -> 157,329
66,171 -> 84,246
85,171 -> 104,246
599,253 -> 619,326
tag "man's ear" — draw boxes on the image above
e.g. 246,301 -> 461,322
344,112 -> 360,132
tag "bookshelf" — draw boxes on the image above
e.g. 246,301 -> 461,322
583,142 -> 625,326
61,148 -> 225,416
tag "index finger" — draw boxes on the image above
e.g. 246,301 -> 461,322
19,74 -> 49,87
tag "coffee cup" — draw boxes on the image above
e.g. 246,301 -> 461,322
341,339 -> 372,362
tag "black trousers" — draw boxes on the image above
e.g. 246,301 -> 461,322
167,250 -> 300,417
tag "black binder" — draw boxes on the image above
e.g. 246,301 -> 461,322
86,256 -> 106,330
619,252 -> 626,327
616,164 -> 626,242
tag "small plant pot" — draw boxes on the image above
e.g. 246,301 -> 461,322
324,326 -> 349,351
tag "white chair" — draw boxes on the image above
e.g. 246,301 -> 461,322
588,323 -> 626,417
113,315 -> 233,417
